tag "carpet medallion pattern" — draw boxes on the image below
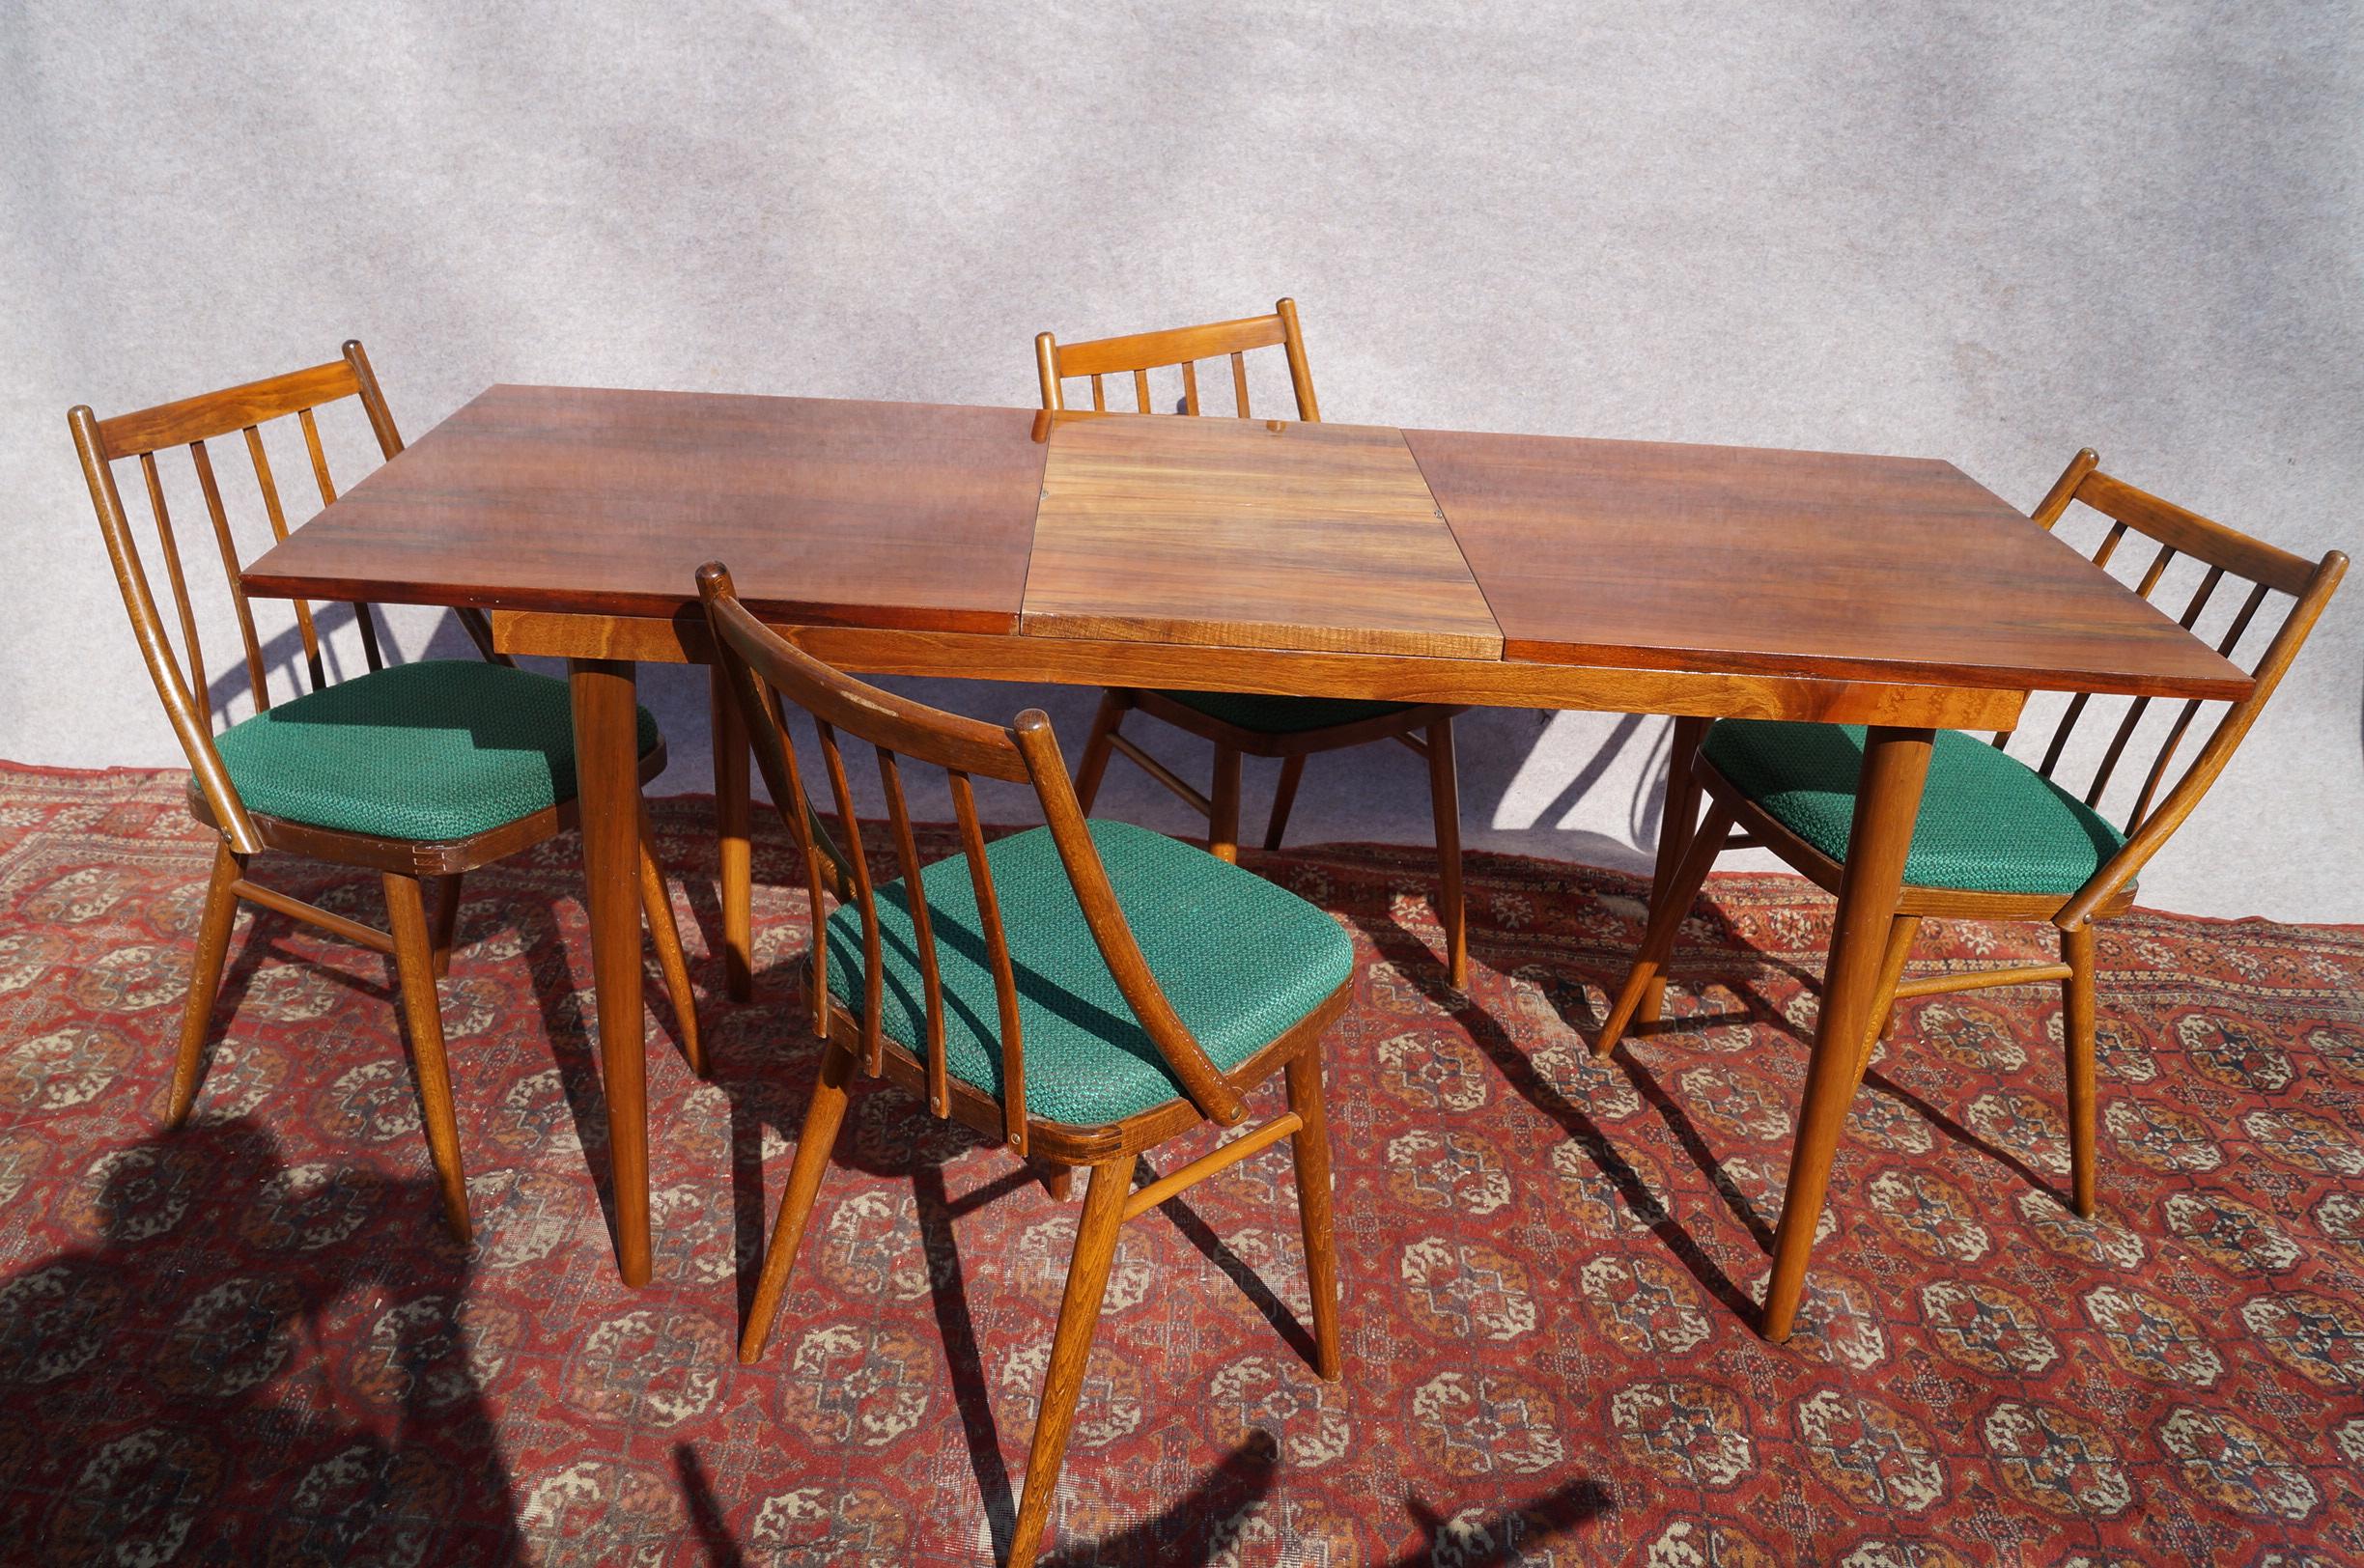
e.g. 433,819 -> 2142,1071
0,765 -> 2360,1565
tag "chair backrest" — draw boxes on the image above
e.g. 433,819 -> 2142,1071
696,562 -> 1250,1140
70,343 -> 414,850
1035,297 -> 1319,421
2006,451 -> 2347,927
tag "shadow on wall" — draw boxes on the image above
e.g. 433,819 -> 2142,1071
200,602 -> 494,721
195,604 -> 1688,877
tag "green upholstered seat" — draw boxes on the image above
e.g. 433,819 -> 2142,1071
212,660 -> 661,842
1702,720 -> 2129,897
823,819 -> 1354,1126
1154,688 -> 1419,735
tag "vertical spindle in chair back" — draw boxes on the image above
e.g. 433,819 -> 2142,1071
2003,453 -> 2346,930
70,341 -> 508,856
68,344 -> 697,1246
696,562 -> 1253,1143
1596,447 -> 2344,1241
1036,296 -> 1318,419
698,560 -> 1350,1567
1032,299 -> 1472,987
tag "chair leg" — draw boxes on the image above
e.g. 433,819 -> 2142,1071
739,1040 -> 858,1363
1042,1163 -> 1075,1202
167,841 -> 244,1128
1208,745 -> 1243,864
1073,691 -> 1127,813
1637,716 -> 1710,1025
1593,800 -> 1736,1057
2063,923 -> 2099,1218
429,873 -> 464,977
711,663 -> 754,1002
383,872 -> 471,1243
1284,1049 -> 1342,1381
1262,755 -> 1308,853
638,798 -> 703,1078
1007,1153 -> 1138,1568
1850,914 -> 1923,1095
1425,717 -> 1468,990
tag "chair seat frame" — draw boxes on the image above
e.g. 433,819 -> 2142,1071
1592,448 -> 2347,1225
72,342 -> 701,1246
701,561 -> 1345,1568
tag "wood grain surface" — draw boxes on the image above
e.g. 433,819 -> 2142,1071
242,386 -> 2254,708
1404,427 -> 2253,699
1022,414 -> 1501,658
242,385 -> 1050,632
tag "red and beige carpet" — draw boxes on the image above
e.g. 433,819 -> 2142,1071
1,763 -> 2361,1565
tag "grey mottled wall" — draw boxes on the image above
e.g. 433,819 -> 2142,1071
3,0 -> 2357,920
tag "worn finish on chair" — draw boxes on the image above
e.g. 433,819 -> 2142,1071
1037,300 -> 1472,986
702,563 -> 1347,1568
1598,450 -> 2347,1331
70,344 -> 703,1244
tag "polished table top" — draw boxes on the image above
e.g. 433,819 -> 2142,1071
244,384 -> 2249,706
238,381 -> 2256,1323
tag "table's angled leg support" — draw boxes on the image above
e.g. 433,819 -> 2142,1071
1637,715 -> 1710,1025
573,658 -> 654,1288
1593,798 -> 1734,1058
710,662 -> 754,1002
1760,725 -> 1931,1341
1208,745 -> 1243,864
1426,716 -> 1469,990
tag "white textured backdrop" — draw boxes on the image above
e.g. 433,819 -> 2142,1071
3,0 -> 2357,919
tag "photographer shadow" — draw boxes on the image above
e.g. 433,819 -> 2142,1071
0,1116 -> 521,1564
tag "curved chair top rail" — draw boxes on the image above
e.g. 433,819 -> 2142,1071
68,340 -> 507,855
70,341 -> 408,853
696,562 -> 1252,1144
1036,296 -> 1318,421
2009,449 -> 2347,928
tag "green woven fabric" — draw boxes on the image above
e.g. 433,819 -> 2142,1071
1153,688 -> 1419,735
824,819 -> 1352,1126
1702,720 -> 2128,896
212,661 -> 661,841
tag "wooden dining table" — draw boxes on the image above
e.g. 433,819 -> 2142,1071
242,384 -> 2249,1337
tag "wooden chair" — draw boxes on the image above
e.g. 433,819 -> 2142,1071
1593,450 -> 2347,1218
70,342 -> 701,1242
700,563 -> 1347,1568
1035,297 -> 1472,987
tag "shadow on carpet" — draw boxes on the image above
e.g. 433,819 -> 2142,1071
1,767 -> 2361,1565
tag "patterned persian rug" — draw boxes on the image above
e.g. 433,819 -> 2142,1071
2,763 -> 2361,1567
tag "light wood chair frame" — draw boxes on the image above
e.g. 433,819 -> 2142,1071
70,341 -> 701,1242
700,563 -> 1345,1568
1035,297 -> 1472,987
1595,450 -> 2348,1218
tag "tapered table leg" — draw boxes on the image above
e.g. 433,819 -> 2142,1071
1636,715 -> 1710,1026
572,658 -> 653,1287
710,661 -> 754,1001
1759,725 -> 1932,1341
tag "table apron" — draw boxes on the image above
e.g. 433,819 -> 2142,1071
492,610 -> 2028,729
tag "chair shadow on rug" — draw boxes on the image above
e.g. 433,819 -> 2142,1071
694,943 -> 1326,1559
1461,875 -> 2097,1254
1546,882 -> 2100,1219
0,1116 -> 521,1564
1343,897 -> 1764,1320
1354,854 -> 2068,1265
505,878 -> 704,1243
184,846 -> 701,1263
668,1424 -> 1614,1565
